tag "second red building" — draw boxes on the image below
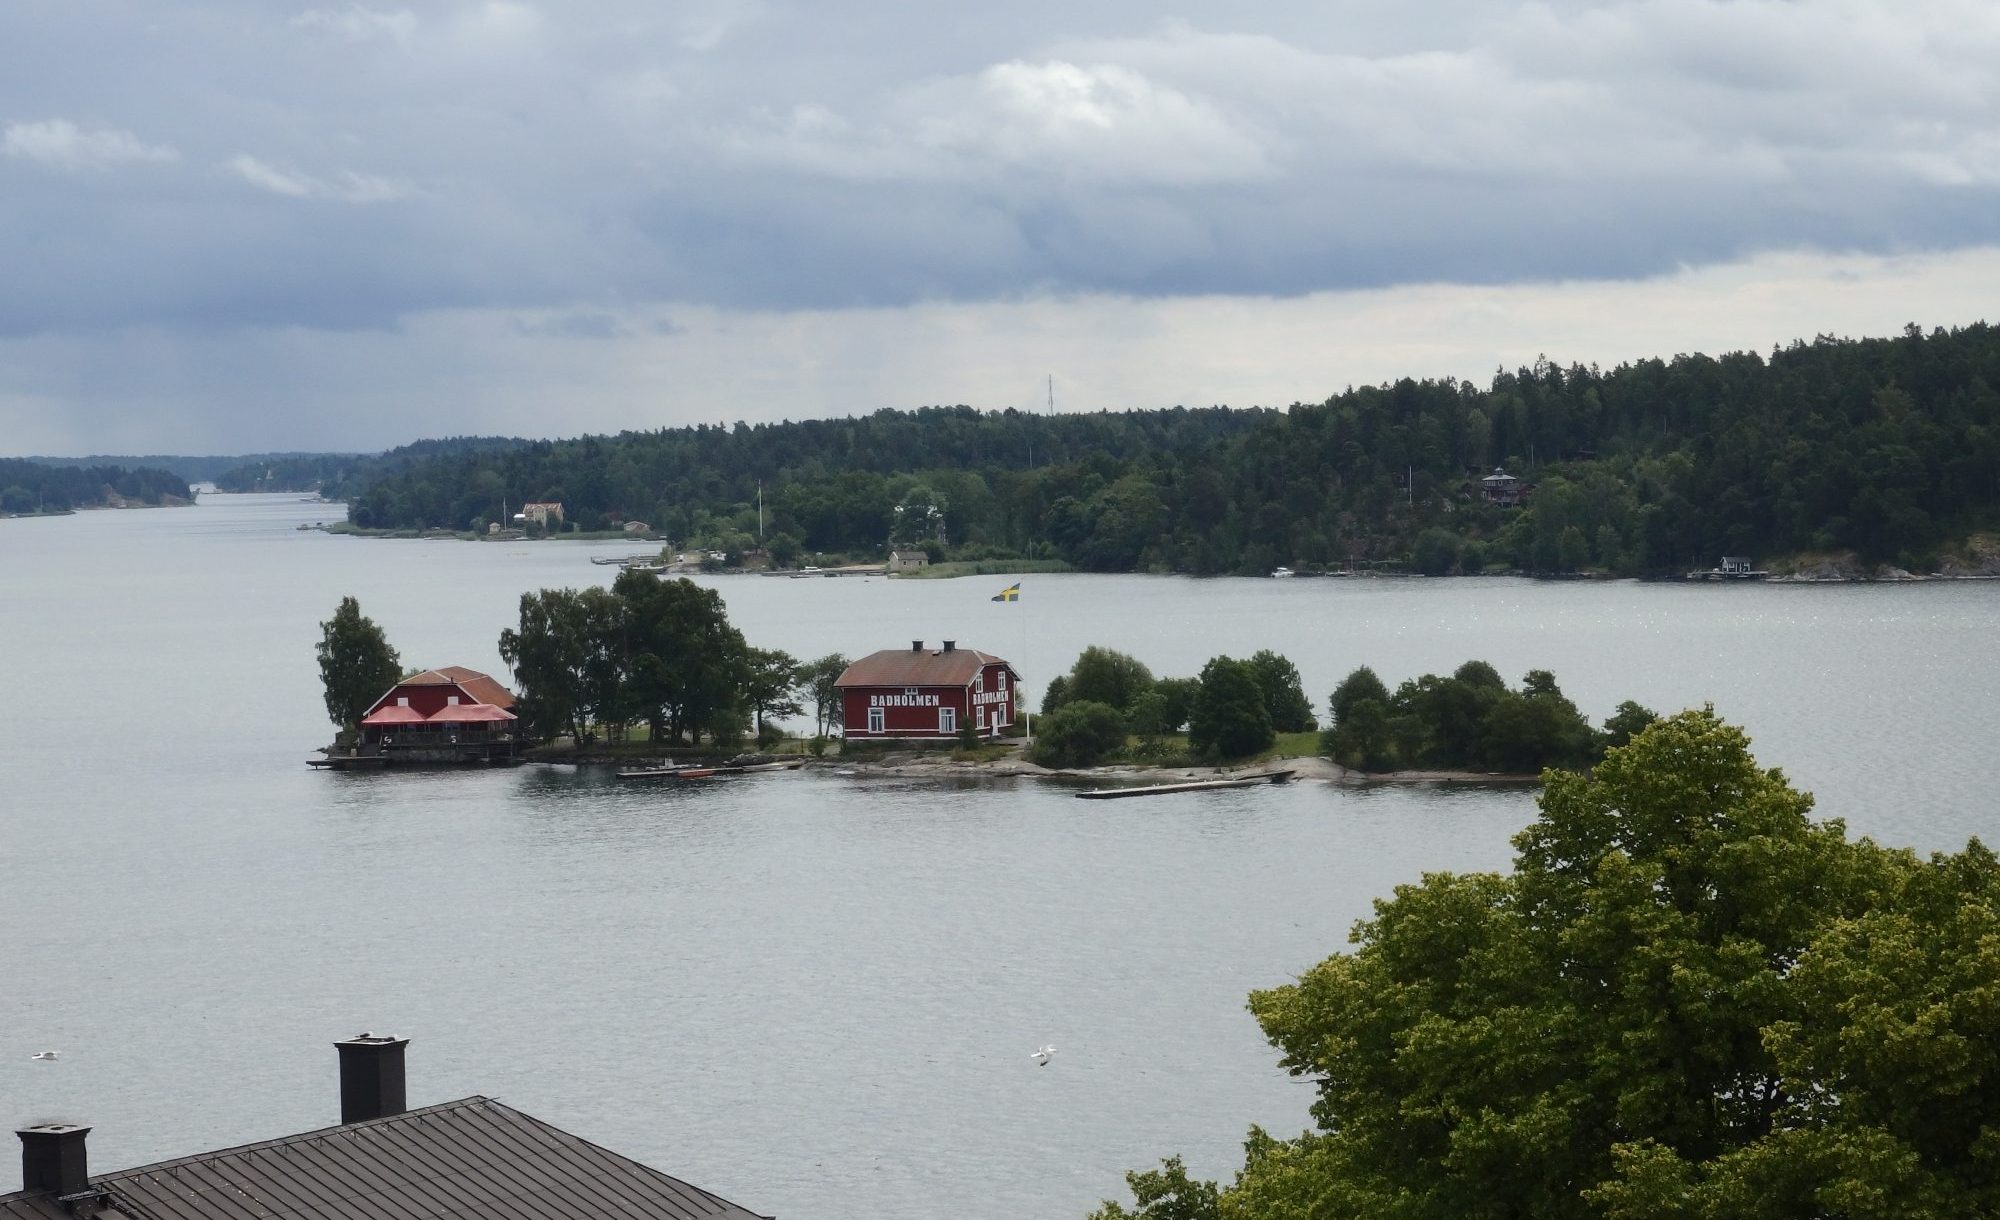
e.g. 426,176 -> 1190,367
836,641 -> 1018,739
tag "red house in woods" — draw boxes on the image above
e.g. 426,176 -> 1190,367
356,667 -> 521,762
836,641 -> 1018,740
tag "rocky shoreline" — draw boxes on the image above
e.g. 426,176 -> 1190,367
810,751 -> 1542,786
538,743 -> 1543,785
1768,538 -> 2000,581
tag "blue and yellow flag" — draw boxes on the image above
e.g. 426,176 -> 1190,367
991,582 -> 1021,602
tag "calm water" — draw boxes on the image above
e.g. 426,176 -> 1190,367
2,495 -> 1995,1219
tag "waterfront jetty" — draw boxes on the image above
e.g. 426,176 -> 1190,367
1075,770 -> 1295,799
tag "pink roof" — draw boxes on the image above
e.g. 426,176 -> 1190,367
428,703 -> 517,723
360,705 -> 428,726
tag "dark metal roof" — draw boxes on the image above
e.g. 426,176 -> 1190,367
835,646 -> 1011,689
3,1098 -> 769,1220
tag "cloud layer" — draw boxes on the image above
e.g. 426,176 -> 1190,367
2,1 -> 1998,448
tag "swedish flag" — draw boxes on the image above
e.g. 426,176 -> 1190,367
991,582 -> 1021,602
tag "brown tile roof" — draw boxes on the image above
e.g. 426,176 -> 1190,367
1,1098 -> 767,1220
835,646 -> 1011,689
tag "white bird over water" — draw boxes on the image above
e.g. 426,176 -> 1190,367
1030,1045 -> 1055,1067
30,1051 -> 60,1061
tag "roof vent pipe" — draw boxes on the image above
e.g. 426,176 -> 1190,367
335,1034 -> 409,1124
17,1124 -> 90,1197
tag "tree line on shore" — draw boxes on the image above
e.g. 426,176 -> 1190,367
316,580 -> 851,749
1091,709 -> 2000,1219
0,457 -> 191,515
1032,644 -> 1655,775
324,321 -> 2000,575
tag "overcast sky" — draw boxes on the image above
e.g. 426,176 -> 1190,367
5,0 -> 1999,455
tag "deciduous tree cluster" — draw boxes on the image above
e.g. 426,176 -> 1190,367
1094,710 -> 2000,1219
497,571 -> 830,748
1322,661 -> 1649,774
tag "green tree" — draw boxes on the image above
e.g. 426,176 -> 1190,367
1600,699 -> 1659,750
1475,670 -> 1596,772
498,586 -> 623,743
1189,656 -> 1274,759
1066,646 -> 1156,711
1412,527 -> 1461,575
0,485 -> 34,514
1328,666 -> 1391,727
1031,700 -> 1129,768
801,652 -> 850,736
1153,677 -> 1200,734
615,572 -> 749,745
315,596 -> 401,731
1323,667 -> 1394,770
1100,710 -> 2000,1220
1246,649 -> 1316,732
744,647 -> 803,742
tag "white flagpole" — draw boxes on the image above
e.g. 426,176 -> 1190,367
1021,580 -> 1030,742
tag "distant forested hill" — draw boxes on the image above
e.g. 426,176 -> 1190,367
214,436 -> 529,494
342,322 -> 2000,575
0,459 -> 191,514
23,453 -> 359,486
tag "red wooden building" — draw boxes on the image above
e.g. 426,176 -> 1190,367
835,641 -> 1018,740
357,667 -> 520,761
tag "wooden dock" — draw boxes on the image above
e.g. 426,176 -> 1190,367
1074,769 -> 1295,800
617,761 -> 804,781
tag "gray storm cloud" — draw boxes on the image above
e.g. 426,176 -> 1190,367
4,0 -> 1998,334
3,0 -> 1999,452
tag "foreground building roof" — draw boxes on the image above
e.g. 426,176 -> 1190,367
5,1037 -> 768,1220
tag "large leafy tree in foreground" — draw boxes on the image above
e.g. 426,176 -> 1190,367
1095,709 -> 2000,1219
315,596 -> 400,730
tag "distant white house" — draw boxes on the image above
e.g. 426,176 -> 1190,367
888,549 -> 930,572
513,501 -> 564,526
622,520 -> 650,534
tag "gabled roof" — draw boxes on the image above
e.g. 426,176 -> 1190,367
0,1098 -> 767,1220
427,702 -> 516,723
372,668 -> 517,710
835,647 -> 1011,689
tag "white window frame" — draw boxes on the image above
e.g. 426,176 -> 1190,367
939,706 -> 956,734
868,706 -> 885,734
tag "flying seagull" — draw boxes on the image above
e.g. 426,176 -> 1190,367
1030,1045 -> 1055,1067
30,1051 -> 60,1061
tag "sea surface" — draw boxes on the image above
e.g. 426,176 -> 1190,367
2,494 -> 1995,1220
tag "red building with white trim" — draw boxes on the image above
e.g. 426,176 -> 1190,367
357,666 -> 521,761
836,641 -> 1018,739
